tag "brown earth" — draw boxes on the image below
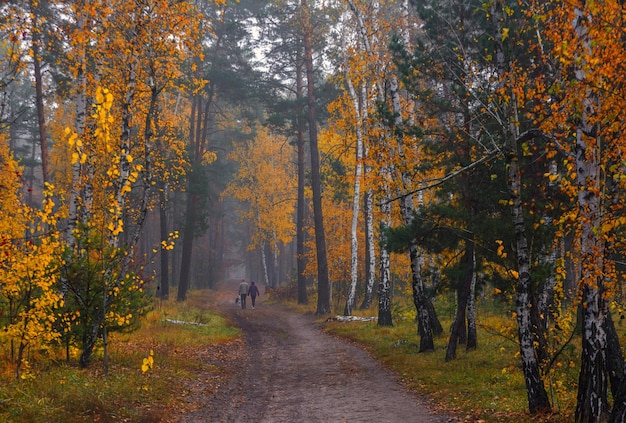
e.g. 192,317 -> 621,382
169,279 -> 457,423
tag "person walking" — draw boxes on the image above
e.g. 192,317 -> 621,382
238,279 -> 249,309
249,281 -> 260,308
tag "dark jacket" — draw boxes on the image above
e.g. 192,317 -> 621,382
249,283 -> 260,297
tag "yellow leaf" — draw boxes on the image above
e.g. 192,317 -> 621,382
502,28 -> 509,41
602,222 -> 613,233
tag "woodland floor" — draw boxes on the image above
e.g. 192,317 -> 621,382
166,279 -> 457,423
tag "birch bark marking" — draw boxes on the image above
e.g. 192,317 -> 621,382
360,187 -> 376,309
572,5 -> 608,421
261,240 -> 270,288
377,181 -> 393,327
343,76 -> 364,316
361,86 -> 376,309
507,130 -> 550,413
466,246 -> 477,350
66,0 -> 89,250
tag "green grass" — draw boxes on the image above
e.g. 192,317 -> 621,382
0,289 -> 241,423
321,299 -> 579,423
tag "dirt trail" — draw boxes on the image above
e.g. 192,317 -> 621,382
172,280 -> 455,423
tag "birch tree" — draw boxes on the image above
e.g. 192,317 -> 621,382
523,0 -> 626,419
47,0 -> 202,366
343,0 -> 414,328
341,65 -> 365,316
570,9 -> 607,421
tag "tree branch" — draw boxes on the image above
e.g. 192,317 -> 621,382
381,150 -> 501,205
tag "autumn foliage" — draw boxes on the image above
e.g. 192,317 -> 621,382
2,0 -> 626,420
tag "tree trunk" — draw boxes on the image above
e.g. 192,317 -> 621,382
576,284 -> 608,422
377,197 -> 393,327
360,188 -> 376,309
343,77 -> 363,317
178,84 -> 208,301
65,0 -> 89,250
302,0 -> 330,315
466,246 -> 477,351
408,241 -> 434,352
445,238 -> 474,361
572,5 -> 608,422
296,52 -> 308,305
177,189 -> 197,301
30,0 -> 49,185
272,233 -> 279,287
261,241 -> 270,288
490,0 -> 551,408
608,310 -> 626,422
84,53 -> 138,368
79,308 -> 103,368
343,0 -> 380,312
158,185 -> 170,299
508,130 -> 550,414
389,57 -> 438,349
295,125 -> 308,301
604,311 -> 624,398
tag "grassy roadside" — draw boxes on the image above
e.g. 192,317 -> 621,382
0,289 -> 241,423
0,287 -> 581,422
308,298 -> 579,423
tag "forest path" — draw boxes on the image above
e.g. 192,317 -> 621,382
171,279 -> 455,423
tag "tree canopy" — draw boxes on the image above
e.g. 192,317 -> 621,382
1,0 -> 626,420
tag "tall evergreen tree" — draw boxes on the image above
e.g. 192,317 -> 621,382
177,0 -> 263,300
256,0 -> 310,304
301,0 -> 331,314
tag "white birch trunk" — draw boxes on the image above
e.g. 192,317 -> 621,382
343,76 -> 364,316
361,186 -> 376,309
377,181 -> 393,327
66,2 -> 88,250
466,246 -> 477,350
504,120 -> 551,413
573,7 -> 607,420
260,241 -> 270,288
360,82 -> 376,309
273,231 -> 279,287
